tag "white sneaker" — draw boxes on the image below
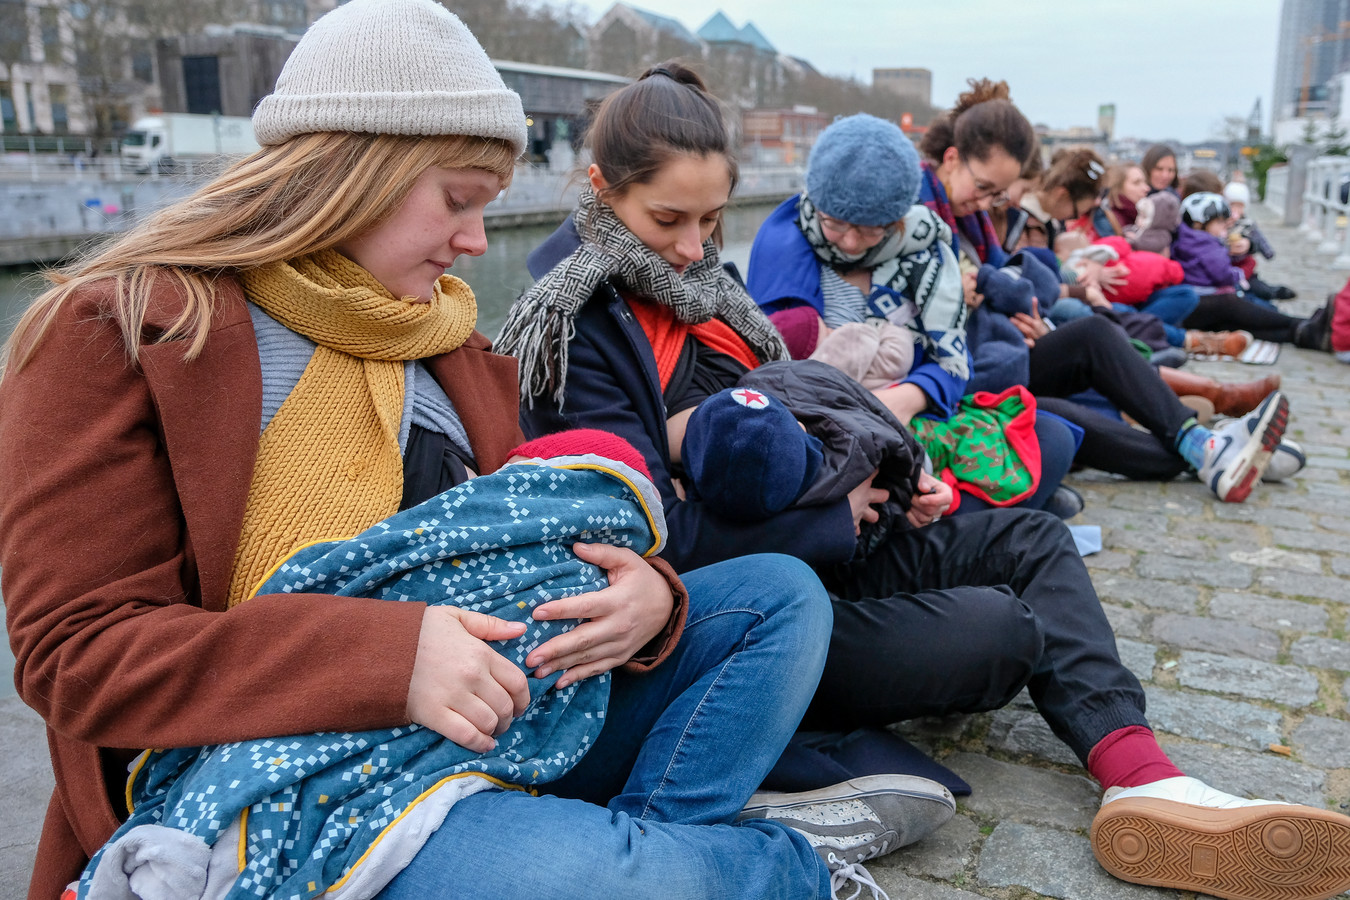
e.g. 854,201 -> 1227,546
739,774 -> 956,899
1196,390 -> 1289,502
1262,438 -> 1307,482
1092,775 -> 1350,900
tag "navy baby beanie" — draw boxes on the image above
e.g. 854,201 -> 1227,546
682,387 -> 824,521
806,113 -> 921,226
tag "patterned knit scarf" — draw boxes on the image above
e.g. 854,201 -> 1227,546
919,162 -> 1003,264
798,194 -> 969,379
497,186 -> 789,407
229,248 -> 477,607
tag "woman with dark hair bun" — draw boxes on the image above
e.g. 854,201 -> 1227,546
505,64 -> 1350,900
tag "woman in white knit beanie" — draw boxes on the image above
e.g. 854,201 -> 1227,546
0,1 -> 938,899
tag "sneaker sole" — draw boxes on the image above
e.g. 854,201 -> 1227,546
739,774 -> 956,857
739,774 -> 955,819
1212,392 -> 1289,502
1091,797 -> 1350,900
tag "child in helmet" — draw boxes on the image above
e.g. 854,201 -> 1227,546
1172,192 -> 1247,295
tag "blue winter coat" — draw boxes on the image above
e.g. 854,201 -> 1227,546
744,195 -> 967,418
520,216 -> 857,574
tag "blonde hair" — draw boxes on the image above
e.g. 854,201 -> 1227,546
5,131 -> 517,372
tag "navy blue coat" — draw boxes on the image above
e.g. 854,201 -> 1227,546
520,217 -> 857,574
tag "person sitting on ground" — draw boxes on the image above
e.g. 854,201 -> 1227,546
744,113 -> 1077,518
1142,143 -> 1181,196
1130,188 -> 1180,255
1018,147 -> 1104,249
1087,163 -> 1151,240
912,90 -> 1294,501
1180,167 -> 1223,198
71,429 -> 690,899
500,67 -> 1350,900
1223,181 -> 1297,302
0,7 -> 931,900
1174,191 -> 1248,301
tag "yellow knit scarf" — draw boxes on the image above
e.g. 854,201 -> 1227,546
228,248 -> 477,607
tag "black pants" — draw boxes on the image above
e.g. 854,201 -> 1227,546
1182,292 -> 1304,343
1029,315 -> 1193,481
809,508 -> 1147,764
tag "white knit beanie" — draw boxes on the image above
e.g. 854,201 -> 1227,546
252,0 -> 526,154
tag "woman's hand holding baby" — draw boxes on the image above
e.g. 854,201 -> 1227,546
528,542 -> 674,688
407,607 -> 531,753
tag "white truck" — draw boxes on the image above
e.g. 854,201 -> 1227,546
120,113 -> 259,173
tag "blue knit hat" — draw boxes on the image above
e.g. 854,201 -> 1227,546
682,387 -> 824,522
805,114 -> 921,226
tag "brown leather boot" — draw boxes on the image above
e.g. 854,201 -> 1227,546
1157,367 -> 1282,417
1183,329 -> 1253,357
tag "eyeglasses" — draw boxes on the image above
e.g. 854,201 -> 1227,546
962,156 -> 1010,206
817,213 -> 894,243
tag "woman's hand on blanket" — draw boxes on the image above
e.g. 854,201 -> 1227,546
907,471 -> 953,528
848,469 -> 889,536
407,607 -> 531,753
528,542 -> 674,688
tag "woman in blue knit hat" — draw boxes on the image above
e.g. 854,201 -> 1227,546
746,112 -> 1079,519
501,64 -> 1350,900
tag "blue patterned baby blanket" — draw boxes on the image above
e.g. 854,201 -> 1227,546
81,455 -> 666,900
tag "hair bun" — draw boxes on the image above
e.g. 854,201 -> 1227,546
953,78 -> 1011,115
640,60 -> 708,92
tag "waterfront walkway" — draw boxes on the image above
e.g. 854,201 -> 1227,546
3,205 -> 1350,898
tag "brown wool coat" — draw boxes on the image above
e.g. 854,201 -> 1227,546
0,275 -> 685,900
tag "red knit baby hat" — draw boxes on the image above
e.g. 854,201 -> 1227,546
508,429 -> 652,480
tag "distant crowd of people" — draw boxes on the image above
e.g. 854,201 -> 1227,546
5,3 -> 1350,900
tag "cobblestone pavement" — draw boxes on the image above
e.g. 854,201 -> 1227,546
3,205 -> 1349,898
869,207 -> 1350,899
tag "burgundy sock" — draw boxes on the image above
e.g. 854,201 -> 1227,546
1086,725 -> 1186,789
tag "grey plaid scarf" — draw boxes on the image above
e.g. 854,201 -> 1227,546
498,186 -> 790,407
798,195 -> 969,379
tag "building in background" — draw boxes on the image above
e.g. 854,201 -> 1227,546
494,60 -> 628,168
155,24 -> 296,118
1098,103 -> 1116,142
1272,0 -> 1350,140
872,67 -> 931,107
742,104 -> 829,166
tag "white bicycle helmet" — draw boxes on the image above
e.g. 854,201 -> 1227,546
1181,191 -> 1230,227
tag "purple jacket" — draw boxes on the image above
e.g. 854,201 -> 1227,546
1172,225 -> 1243,290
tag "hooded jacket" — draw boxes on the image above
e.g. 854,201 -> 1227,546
1093,236 -> 1186,304
1172,225 -> 1243,290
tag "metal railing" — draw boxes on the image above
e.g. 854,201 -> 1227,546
1263,165 -> 1289,216
1299,155 -> 1350,268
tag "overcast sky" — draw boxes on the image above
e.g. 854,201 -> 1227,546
568,0 -> 1281,143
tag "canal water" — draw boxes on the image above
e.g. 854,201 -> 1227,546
0,200 -> 781,345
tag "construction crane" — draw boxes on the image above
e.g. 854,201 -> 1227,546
1300,20 -> 1350,116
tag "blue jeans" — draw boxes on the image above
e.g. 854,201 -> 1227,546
377,554 -> 834,900
1118,284 -> 1199,347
